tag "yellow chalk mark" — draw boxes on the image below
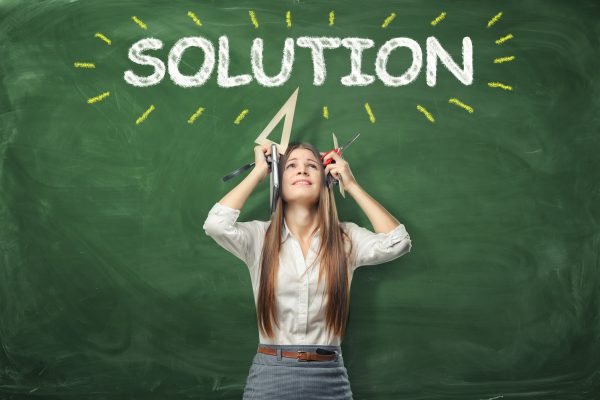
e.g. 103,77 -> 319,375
249,10 -> 259,28
448,98 -> 474,114
187,11 -> 202,26
187,107 -> 205,124
487,12 -> 502,28
488,82 -> 513,91
234,109 -> 249,124
136,105 -> 155,125
431,12 -> 446,26
132,16 -> 147,30
381,13 -> 396,28
364,103 -> 375,123
323,106 -> 329,119
286,11 -> 292,28
94,32 -> 111,45
416,105 -> 435,123
495,33 -> 513,45
87,91 -> 110,104
329,11 -> 335,26
74,62 -> 95,68
494,56 -> 515,64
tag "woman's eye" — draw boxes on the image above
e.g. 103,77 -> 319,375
286,162 -> 318,169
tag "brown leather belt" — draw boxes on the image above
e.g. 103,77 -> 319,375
257,346 -> 338,362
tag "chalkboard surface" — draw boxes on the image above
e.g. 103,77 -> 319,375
1,0 -> 599,399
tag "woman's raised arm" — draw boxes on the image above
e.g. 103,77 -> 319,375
323,150 -> 401,234
202,145 -> 272,268
218,145 -> 271,210
346,183 -> 401,234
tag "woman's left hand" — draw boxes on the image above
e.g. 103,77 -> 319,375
322,151 -> 359,191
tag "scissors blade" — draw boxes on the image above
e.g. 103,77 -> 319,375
222,162 -> 255,182
338,132 -> 360,154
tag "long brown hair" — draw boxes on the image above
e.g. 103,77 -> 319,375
256,142 -> 354,340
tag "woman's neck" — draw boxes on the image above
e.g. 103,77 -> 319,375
284,203 -> 320,243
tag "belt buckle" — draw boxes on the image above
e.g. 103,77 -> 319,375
296,351 -> 309,362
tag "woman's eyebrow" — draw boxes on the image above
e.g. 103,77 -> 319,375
286,158 -> 318,164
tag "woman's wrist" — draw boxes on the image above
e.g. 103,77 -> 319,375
345,181 -> 361,195
250,165 -> 269,182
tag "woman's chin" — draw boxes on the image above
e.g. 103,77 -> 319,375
283,193 -> 319,206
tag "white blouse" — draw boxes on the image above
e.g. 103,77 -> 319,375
202,202 -> 412,346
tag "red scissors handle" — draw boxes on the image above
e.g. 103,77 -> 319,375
321,148 -> 341,166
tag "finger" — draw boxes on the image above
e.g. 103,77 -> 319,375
325,152 -> 345,165
323,151 -> 335,161
328,168 -> 342,180
328,151 -> 342,161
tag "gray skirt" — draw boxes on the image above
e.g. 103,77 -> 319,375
242,343 -> 353,400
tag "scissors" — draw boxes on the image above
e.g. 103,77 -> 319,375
321,132 -> 360,198
321,132 -> 360,167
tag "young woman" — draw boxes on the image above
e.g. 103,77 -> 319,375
203,142 -> 412,399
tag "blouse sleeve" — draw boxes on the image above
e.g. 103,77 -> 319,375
202,202 -> 264,269
343,221 -> 412,270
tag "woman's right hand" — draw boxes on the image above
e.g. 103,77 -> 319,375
254,145 -> 272,181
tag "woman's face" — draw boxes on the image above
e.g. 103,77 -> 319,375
281,148 -> 323,207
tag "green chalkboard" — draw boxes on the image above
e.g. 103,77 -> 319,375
1,0 -> 599,398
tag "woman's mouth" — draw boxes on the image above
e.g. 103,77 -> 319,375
293,179 -> 312,185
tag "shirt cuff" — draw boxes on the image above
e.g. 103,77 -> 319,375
382,223 -> 410,248
208,202 -> 241,224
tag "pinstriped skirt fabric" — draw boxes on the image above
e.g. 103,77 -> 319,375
242,344 -> 353,400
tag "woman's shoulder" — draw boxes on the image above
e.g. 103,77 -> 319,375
339,220 -> 360,232
338,221 -> 362,242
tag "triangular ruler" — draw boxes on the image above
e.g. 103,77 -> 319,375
255,87 -> 299,155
